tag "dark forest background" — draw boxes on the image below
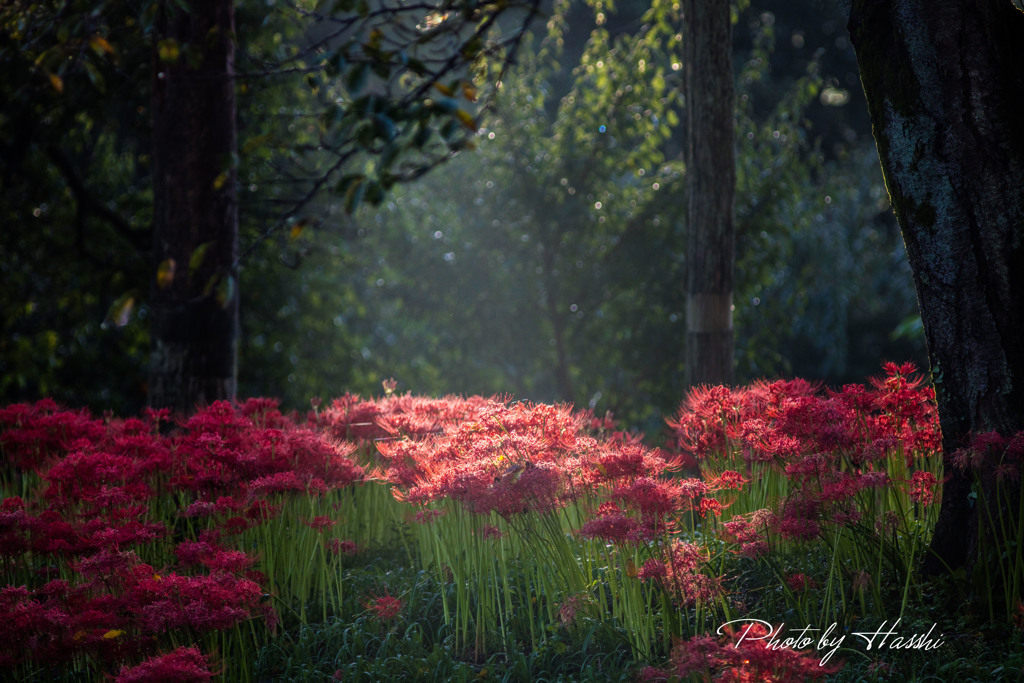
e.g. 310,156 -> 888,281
0,0 -> 926,433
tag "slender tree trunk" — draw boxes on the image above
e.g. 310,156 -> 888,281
541,244 -> 574,402
683,0 -> 735,387
150,0 -> 239,414
847,0 -> 1024,575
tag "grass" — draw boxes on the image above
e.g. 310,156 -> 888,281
248,541 -> 1024,682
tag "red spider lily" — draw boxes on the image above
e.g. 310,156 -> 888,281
303,515 -> 337,532
478,524 -> 504,540
43,450 -> 151,505
412,507 -> 445,524
612,477 -> 704,519
169,400 -> 364,497
249,471 -> 305,497
557,593 -> 593,626
327,538 -> 360,556
871,362 -> 935,425
238,397 -> 292,428
636,665 -> 671,682
785,573 -> 817,592
641,540 -> 721,607
75,547 -> 144,579
245,500 -> 281,524
775,499 -> 823,542
215,496 -> 245,514
317,393 -> 493,442
584,443 -> 684,483
995,462 -> 1021,484
0,497 -> 29,556
709,469 -> 747,491
578,513 -> 641,543
175,540 -> 254,573
637,557 -> 668,582
953,430 -> 1024,474
366,592 -> 404,621
115,646 -> 215,683
128,569 -> 267,634
699,497 -> 724,517
720,508 -> 776,558
0,400 -> 106,474
670,364 -> 940,473
79,518 -> 167,553
668,621 -> 841,681
851,570 -> 872,594
858,470 -> 889,489
906,471 -> 938,506
181,500 -> 218,518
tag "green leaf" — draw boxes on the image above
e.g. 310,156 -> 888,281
343,176 -> 366,214
189,242 -> 213,276
454,109 -> 477,131
157,38 -> 181,64
47,72 -> 64,94
84,61 -> 106,92
156,259 -> 176,289
215,274 -> 235,308
89,35 -> 115,57
105,292 -> 137,328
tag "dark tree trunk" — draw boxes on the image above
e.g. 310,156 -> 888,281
847,0 -> 1024,574
683,0 -> 735,387
150,0 -> 239,414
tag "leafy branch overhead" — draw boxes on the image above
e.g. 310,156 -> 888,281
242,0 -> 544,227
2,0 -> 542,248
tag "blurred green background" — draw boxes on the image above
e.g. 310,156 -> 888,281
0,0 -> 925,432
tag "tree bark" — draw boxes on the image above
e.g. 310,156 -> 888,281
683,0 -> 735,387
150,0 -> 239,414
847,0 -> 1024,574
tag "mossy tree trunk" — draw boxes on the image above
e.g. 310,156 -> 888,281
683,0 -> 735,387
848,0 -> 1024,575
150,0 -> 239,414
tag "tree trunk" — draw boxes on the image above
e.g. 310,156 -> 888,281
683,0 -> 735,387
150,0 -> 239,414
847,0 -> 1024,574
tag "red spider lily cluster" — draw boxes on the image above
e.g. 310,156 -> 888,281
671,362 -> 939,464
668,362 -> 944,548
3,362 -> 1015,679
951,430 -> 1024,481
0,398 -> 364,677
364,399 -> 713,530
338,397 -> 735,635
114,645 -> 215,682
639,621 -> 841,682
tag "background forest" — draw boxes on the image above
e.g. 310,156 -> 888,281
0,0 -> 925,429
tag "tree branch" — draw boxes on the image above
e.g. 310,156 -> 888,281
46,146 -> 150,256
